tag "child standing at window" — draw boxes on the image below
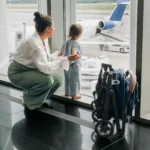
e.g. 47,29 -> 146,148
61,24 -> 83,99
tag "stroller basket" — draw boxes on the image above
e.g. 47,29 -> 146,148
91,63 -> 137,138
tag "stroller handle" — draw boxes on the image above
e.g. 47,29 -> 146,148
126,70 -> 137,93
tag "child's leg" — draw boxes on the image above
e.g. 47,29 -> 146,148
64,70 -> 70,95
77,65 -> 81,94
69,64 -> 81,99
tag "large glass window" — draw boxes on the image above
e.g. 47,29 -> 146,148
0,0 -> 133,107
0,0 -> 38,82
76,0 -> 130,98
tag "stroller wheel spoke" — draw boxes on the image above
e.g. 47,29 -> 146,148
95,120 -> 114,138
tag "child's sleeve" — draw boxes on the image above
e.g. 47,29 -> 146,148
72,42 -> 79,55
72,42 -> 82,56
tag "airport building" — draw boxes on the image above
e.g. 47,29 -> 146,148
0,0 -> 150,150
77,0 -> 118,3
6,0 -> 118,4
6,0 -> 37,4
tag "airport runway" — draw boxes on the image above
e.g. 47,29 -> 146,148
81,44 -> 129,70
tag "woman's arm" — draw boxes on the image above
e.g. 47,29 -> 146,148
30,49 -> 69,74
49,51 -> 59,61
49,50 -> 62,61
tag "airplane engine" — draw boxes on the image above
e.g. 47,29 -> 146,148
98,20 -> 115,30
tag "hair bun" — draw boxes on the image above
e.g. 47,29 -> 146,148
34,12 -> 42,22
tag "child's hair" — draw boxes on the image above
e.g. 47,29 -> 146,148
68,24 -> 83,39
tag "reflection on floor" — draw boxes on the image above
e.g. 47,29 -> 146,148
55,89 -> 93,106
0,84 -> 150,150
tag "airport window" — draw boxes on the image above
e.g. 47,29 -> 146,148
0,0 -> 133,107
0,0 -> 38,82
75,0 -> 130,97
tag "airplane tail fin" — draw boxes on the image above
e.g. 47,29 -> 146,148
110,0 -> 129,21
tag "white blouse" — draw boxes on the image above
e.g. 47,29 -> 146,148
14,31 -> 69,74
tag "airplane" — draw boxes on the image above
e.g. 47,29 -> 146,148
77,0 -> 130,40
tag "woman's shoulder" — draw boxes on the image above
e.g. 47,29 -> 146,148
27,34 -> 40,49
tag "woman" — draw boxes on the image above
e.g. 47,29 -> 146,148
8,12 -> 79,110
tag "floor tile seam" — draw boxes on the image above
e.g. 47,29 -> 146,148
0,110 -> 23,120
0,124 -> 12,131
101,137 -> 125,150
0,93 -> 23,105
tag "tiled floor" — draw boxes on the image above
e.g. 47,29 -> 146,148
0,75 -> 9,82
0,84 -> 150,150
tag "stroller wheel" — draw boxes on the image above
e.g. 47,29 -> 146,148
95,120 -> 114,138
91,100 -> 96,109
91,131 -> 98,142
92,108 -> 102,122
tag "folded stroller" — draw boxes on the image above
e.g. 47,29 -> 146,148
91,63 -> 138,138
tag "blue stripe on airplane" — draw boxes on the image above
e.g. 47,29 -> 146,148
110,4 -> 127,21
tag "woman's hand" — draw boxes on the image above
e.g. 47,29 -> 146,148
58,51 -> 62,56
68,55 -> 80,61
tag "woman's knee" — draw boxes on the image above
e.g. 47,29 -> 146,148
44,74 -> 62,88
53,74 -> 62,87
8,74 -> 23,88
44,75 -> 54,87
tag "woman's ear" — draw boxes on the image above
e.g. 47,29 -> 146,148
46,27 -> 50,33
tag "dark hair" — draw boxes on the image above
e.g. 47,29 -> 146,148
68,24 -> 83,39
34,12 -> 53,33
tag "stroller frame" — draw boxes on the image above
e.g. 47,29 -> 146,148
91,63 -> 136,138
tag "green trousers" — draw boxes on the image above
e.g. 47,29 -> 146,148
8,61 -> 62,110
